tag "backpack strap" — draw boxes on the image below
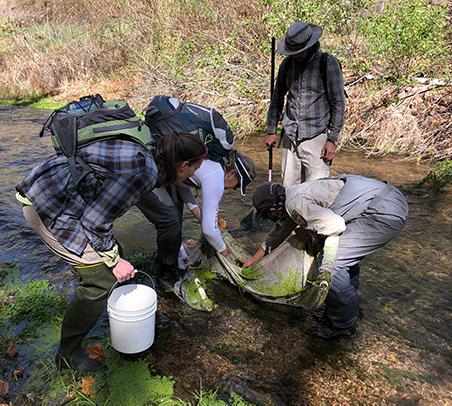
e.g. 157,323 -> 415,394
320,52 -> 348,99
50,115 -> 93,192
39,109 -> 59,138
320,52 -> 329,102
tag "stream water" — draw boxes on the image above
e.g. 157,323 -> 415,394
0,105 -> 451,404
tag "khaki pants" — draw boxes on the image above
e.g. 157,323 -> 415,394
23,206 -> 102,266
281,132 -> 330,187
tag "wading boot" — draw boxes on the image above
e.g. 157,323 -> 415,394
55,305 -> 104,373
55,262 -> 116,373
309,322 -> 357,341
149,255 -> 183,293
158,265 -> 184,293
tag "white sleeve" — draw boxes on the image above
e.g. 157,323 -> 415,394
198,165 -> 226,252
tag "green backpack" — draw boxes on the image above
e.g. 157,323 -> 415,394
40,94 -> 154,192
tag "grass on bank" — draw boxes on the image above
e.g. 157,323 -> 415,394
420,159 -> 452,191
0,97 -> 63,109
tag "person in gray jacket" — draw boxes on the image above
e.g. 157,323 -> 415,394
242,174 -> 408,339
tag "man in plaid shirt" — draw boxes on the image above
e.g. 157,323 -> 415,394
266,21 -> 346,186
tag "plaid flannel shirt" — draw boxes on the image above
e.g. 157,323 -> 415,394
16,139 -> 157,256
267,51 -> 345,143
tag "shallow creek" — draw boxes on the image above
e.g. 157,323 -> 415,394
0,105 -> 450,404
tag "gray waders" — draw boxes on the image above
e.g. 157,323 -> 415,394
325,177 -> 409,329
56,262 -> 116,372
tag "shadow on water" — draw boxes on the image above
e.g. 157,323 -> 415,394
0,106 -> 451,404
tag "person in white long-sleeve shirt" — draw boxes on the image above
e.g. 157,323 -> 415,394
178,150 -> 256,256
138,95 -> 256,283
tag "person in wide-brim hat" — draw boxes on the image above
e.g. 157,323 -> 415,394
277,21 -> 323,56
265,19 -> 345,188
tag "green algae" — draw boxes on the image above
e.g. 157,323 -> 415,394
0,261 -> 22,285
196,390 -> 256,405
1,279 -> 66,323
240,265 -> 260,281
0,263 -> 66,342
31,320 -> 61,355
193,268 -> 217,283
180,269 -> 216,312
0,263 -> 255,404
127,252 -> 154,271
95,350 -> 176,405
197,392 -> 227,405
230,391 -> 256,406
240,266 -> 303,297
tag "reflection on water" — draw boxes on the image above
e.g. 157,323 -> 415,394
1,105 -> 451,402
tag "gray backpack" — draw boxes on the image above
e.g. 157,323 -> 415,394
144,95 -> 233,162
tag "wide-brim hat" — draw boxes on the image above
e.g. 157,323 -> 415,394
277,21 -> 323,56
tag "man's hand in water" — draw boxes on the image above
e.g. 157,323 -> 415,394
241,247 -> 265,268
242,257 -> 256,268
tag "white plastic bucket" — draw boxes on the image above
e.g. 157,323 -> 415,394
107,272 -> 157,354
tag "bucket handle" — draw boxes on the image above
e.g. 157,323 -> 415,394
108,270 -> 156,299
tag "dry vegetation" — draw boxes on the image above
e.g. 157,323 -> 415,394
344,82 -> 451,161
0,0 -> 450,160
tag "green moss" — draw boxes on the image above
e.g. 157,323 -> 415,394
95,351 -> 175,405
1,279 -> 67,323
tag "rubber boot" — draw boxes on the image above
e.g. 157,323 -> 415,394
55,305 -> 104,372
55,262 -> 116,373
